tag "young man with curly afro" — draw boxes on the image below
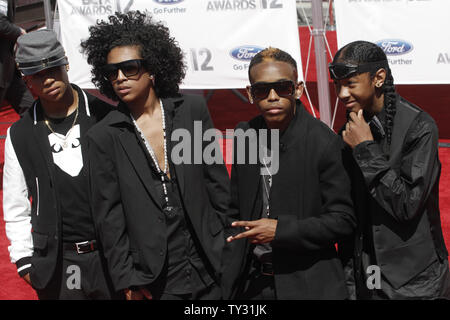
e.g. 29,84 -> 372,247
81,11 -> 231,300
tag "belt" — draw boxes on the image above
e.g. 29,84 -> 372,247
254,261 -> 274,276
63,240 -> 98,254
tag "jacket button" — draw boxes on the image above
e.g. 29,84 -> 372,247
159,250 -> 164,256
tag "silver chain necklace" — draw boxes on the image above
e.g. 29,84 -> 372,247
261,157 -> 272,217
131,99 -> 170,206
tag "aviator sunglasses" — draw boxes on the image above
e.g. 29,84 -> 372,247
102,59 -> 145,81
328,61 -> 388,80
250,80 -> 296,100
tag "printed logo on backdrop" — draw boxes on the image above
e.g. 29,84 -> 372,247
70,0 -> 115,16
152,0 -> 187,14
230,45 -> 263,72
153,0 -> 185,4
437,53 -> 450,64
376,39 -> 414,67
206,0 -> 282,11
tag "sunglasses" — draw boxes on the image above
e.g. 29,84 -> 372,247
102,59 -> 145,81
328,61 -> 388,80
250,80 -> 296,100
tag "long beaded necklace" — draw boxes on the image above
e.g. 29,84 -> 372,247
131,99 -> 170,207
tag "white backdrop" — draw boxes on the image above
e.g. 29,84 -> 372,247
334,0 -> 450,84
57,0 -> 303,89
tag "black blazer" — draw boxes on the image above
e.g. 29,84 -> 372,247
222,102 -> 356,300
339,95 -> 449,294
8,86 -> 112,289
0,0 -> 21,89
87,94 -> 231,292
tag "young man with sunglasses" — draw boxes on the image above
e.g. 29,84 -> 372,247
81,11 -> 230,300
223,47 -> 355,299
331,40 -> 450,299
3,29 -> 118,299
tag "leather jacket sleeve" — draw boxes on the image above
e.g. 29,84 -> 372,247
352,112 -> 439,222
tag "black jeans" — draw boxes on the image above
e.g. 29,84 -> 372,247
35,248 -> 122,300
238,261 -> 277,300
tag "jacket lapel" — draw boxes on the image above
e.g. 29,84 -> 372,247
32,102 -> 57,183
270,103 -> 308,220
164,96 -> 186,198
243,117 -> 265,221
112,106 -> 163,210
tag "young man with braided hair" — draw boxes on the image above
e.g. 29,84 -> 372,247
223,47 -> 355,300
331,40 -> 450,299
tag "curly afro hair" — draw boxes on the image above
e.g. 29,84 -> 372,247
80,11 -> 186,100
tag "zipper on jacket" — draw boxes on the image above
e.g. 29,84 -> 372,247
35,177 -> 39,216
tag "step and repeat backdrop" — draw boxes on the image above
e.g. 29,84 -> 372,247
335,0 -> 450,84
57,0 -> 303,89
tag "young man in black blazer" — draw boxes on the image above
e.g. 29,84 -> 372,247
81,11 -> 230,300
223,47 -> 355,300
331,40 -> 450,299
3,29 -> 117,299
0,0 -> 34,115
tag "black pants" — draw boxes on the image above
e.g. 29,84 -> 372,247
238,262 -> 277,300
35,248 -> 122,300
155,283 -> 222,300
0,69 -> 34,116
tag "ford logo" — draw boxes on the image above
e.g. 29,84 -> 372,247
376,39 -> 413,56
230,46 -> 264,61
153,0 -> 184,4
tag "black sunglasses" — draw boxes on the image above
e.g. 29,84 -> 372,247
250,80 -> 296,100
328,61 -> 388,80
102,59 -> 145,81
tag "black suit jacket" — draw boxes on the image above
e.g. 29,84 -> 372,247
222,102 -> 356,300
339,95 -> 449,295
0,0 -> 21,89
87,94 -> 231,292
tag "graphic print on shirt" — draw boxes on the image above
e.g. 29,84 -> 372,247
48,124 -> 83,177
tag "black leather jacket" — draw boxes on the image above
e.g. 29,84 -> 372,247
339,94 -> 449,299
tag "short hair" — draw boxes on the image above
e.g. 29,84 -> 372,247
333,40 -> 396,146
80,11 -> 186,100
248,47 -> 297,81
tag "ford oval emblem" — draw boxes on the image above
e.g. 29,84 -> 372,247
376,39 -> 413,56
230,46 -> 264,61
153,0 -> 185,5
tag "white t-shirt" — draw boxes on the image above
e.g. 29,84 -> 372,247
0,0 -> 8,16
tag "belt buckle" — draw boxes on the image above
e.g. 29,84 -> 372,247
75,240 -> 90,254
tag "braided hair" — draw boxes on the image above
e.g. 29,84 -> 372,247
333,41 -> 396,145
